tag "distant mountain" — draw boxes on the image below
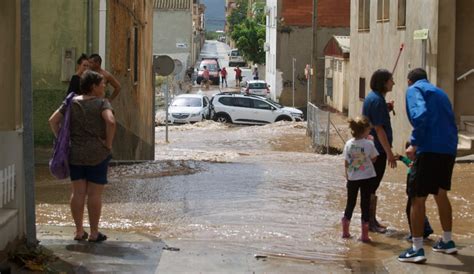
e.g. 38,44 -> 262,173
201,0 -> 225,32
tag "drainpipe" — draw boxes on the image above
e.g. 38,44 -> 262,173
99,0 -> 107,67
87,0 -> 93,54
21,0 -> 37,247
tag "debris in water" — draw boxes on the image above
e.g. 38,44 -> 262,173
163,245 -> 180,252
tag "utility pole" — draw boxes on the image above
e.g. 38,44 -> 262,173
21,0 -> 37,247
311,0 -> 318,104
292,57 -> 296,107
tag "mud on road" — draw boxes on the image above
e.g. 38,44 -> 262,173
35,120 -> 474,272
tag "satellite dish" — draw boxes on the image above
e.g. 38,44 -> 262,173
173,59 -> 183,75
154,55 -> 175,76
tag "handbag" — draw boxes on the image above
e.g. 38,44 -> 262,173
49,92 -> 75,179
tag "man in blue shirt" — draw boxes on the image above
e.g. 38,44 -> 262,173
362,69 -> 397,233
398,68 -> 458,264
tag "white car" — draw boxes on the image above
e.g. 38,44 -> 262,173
166,94 -> 210,124
241,80 -> 270,98
210,93 -> 304,124
228,49 -> 246,67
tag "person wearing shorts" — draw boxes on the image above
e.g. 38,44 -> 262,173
398,68 -> 458,263
49,70 -> 116,243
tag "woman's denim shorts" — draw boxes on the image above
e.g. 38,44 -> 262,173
69,155 -> 112,184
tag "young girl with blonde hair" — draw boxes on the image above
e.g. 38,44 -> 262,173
341,116 -> 378,242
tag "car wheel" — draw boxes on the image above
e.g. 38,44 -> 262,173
229,62 -> 234,67
275,115 -> 292,122
215,113 -> 231,123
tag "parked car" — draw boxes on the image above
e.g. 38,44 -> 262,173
210,93 -> 304,124
241,80 -> 271,98
163,94 -> 211,124
228,49 -> 246,67
196,58 -> 220,85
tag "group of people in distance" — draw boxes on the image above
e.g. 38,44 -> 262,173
49,53 -> 121,243
342,68 -> 458,264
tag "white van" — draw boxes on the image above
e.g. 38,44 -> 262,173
228,49 -> 246,67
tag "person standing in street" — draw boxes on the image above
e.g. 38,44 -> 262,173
253,67 -> 259,80
201,65 -> 210,89
89,54 -> 121,102
341,116 -> 378,243
362,69 -> 397,233
67,54 -> 89,95
220,67 -> 228,88
49,70 -> 116,243
234,66 -> 242,87
398,68 -> 458,264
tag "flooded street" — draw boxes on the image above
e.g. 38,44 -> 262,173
34,40 -> 474,272
35,120 -> 474,271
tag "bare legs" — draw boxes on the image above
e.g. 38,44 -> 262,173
433,189 -> 452,232
87,183 -> 105,238
70,180 -> 105,239
410,188 -> 452,237
71,180 -> 87,238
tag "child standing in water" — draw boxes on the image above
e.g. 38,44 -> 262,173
342,116 -> 379,242
397,143 -> 434,241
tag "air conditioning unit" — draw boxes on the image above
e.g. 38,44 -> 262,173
264,42 -> 270,52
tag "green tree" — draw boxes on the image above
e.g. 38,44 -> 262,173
231,19 -> 265,64
228,1 -> 266,64
226,1 -> 248,33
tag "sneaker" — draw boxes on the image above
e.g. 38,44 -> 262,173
398,247 -> 426,263
432,239 -> 457,254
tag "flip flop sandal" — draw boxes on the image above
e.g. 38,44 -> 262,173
74,232 -> 89,241
88,232 -> 107,243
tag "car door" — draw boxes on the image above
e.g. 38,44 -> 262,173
250,98 -> 275,124
202,96 -> 210,118
232,97 -> 254,123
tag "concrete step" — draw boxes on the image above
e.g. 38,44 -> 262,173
0,209 -> 18,250
458,130 -> 474,148
465,121 -> 474,134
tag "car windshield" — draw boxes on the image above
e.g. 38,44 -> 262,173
171,97 -> 202,107
248,82 -> 267,89
231,51 -> 240,57
264,98 -> 283,108
200,63 -> 218,71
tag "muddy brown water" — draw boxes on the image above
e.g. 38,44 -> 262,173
35,121 -> 474,269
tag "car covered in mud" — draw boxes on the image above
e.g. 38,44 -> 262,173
210,93 -> 303,124
164,94 -> 211,124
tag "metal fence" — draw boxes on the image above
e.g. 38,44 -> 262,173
307,103 -> 346,154
306,103 -> 330,153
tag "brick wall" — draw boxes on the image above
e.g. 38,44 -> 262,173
282,0 -> 350,28
282,0 -> 312,27
318,0 -> 350,27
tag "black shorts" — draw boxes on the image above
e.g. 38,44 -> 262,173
408,152 -> 455,197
